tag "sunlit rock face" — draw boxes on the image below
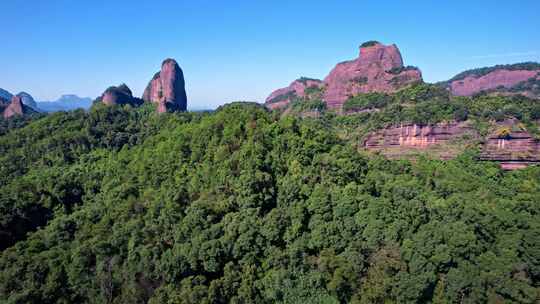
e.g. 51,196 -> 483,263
265,78 -> 324,110
480,121 -> 540,169
364,120 -> 540,170
3,96 -> 27,118
364,122 -> 474,159
101,84 -> 140,106
450,69 -> 540,97
142,58 -> 187,113
322,42 -> 422,109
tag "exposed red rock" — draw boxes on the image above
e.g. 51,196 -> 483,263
480,122 -> 540,169
142,58 -> 187,113
363,121 -> 540,170
101,84 -> 140,106
323,42 -> 422,109
450,69 -> 540,96
364,122 -> 475,160
265,42 -> 422,111
265,78 -> 323,109
3,96 -> 27,118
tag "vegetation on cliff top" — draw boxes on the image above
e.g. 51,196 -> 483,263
445,62 -> 540,83
0,100 -> 539,303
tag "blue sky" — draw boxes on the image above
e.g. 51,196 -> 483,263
1,0 -> 539,109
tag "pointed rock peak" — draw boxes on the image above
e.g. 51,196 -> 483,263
143,58 -> 187,113
3,95 -> 26,118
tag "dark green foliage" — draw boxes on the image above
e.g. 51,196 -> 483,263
297,77 -> 321,85
343,93 -> 392,112
267,91 -> 296,104
360,40 -> 380,48
386,65 -> 418,74
0,102 -> 539,303
291,99 -> 326,112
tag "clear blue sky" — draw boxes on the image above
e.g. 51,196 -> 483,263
1,0 -> 539,109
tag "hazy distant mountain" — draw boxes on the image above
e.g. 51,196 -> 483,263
37,94 -> 93,112
0,88 -> 13,102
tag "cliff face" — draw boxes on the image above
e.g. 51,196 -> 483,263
364,122 -> 476,160
142,58 -> 187,113
265,42 -> 422,110
446,63 -> 540,98
323,42 -> 422,109
3,96 -> 33,118
363,121 -> 540,169
480,122 -> 540,169
265,78 -> 324,110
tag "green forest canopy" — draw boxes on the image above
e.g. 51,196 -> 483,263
0,96 -> 539,303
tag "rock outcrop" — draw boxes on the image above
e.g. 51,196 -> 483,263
323,42 -> 422,109
3,96 -> 32,118
16,92 -> 38,109
265,78 -> 324,110
265,41 -> 422,110
364,122 -> 476,160
480,121 -> 540,169
142,58 -> 187,113
100,84 -> 141,106
363,121 -> 540,170
446,63 -> 540,98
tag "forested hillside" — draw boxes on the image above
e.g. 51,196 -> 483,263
1,102 -> 539,303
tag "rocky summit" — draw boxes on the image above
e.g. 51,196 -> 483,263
323,41 -> 422,109
265,41 -> 422,110
142,58 -> 187,113
100,84 -> 141,106
2,95 -> 34,118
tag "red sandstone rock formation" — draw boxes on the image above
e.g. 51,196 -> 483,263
143,58 -> 187,113
265,78 -> 324,110
101,84 -> 140,106
480,121 -> 540,169
3,96 -> 28,118
264,42 -> 422,110
364,122 -> 475,159
450,69 -> 540,97
323,42 -> 422,109
363,121 -> 540,170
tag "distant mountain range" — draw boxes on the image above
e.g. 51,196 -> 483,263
37,94 -> 93,112
0,89 -> 92,112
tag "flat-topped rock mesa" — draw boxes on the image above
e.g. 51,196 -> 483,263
265,41 -> 422,110
100,84 -> 142,106
143,58 -> 187,113
363,121 -> 540,169
446,63 -> 540,98
2,95 -> 35,118
265,78 -> 324,110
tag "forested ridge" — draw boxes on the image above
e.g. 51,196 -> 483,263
0,101 -> 539,303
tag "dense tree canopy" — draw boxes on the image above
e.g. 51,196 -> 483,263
0,99 -> 539,303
